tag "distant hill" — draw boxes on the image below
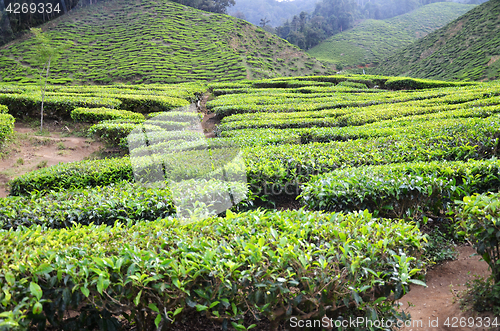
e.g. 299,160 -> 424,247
228,0 -> 317,27
374,0 -> 500,81
0,0 -> 330,84
307,2 -> 476,70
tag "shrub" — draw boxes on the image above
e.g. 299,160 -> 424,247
71,107 -> 145,123
0,209 -> 425,330
0,113 -> 15,146
0,93 -> 122,119
146,111 -> 202,124
8,158 -> 134,196
88,121 -> 165,148
107,94 -> 190,113
300,159 -> 500,219
455,192 -> 500,283
455,192 -> 500,315
0,104 -> 8,113
0,181 -> 175,229
384,77 -> 474,90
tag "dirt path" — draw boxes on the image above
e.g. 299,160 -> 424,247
400,246 -> 499,331
0,122 -> 103,197
198,93 -> 220,138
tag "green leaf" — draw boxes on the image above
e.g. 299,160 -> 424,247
408,279 -> 427,287
134,290 -> 142,306
36,263 -> 54,276
30,282 -> 43,301
148,303 -> 160,313
32,302 -> 43,315
173,307 -> 183,316
81,287 -> 90,298
154,314 -> 162,328
231,322 -> 247,330
231,302 -> 237,316
195,304 -> 208,312
4,272 -> 15,286
373,297 -> 387,305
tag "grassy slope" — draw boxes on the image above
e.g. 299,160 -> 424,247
307,2 -> 475,69
374,0 -> 500,81
0,0 -> 330,85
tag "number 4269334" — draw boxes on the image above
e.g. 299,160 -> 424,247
6,2 -> 61,14
444,317 -> 499,328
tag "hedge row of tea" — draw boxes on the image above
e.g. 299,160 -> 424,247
0,209 -> 425,330
0,83 -> 203,119
0,107 -> 15,146
0,0 -> 330,84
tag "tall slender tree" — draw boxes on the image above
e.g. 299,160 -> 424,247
31,28 -> 72,131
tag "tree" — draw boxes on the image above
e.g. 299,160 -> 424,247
259,17 -> 270,28
171,0 -> 235,14
31,28 -> 72,131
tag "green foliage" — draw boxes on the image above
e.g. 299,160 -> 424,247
0,209 -> 426,329
8,158 -> 134,196
0,113 -> 15,146
455,192 -> 500,315
70,107 -> 145,123
300,159 -> 500,219
106,94 -> 190,113
88,121 -> 165,149
0,104 -> 8,113
0,181 -> 175,229
424,229 -> 458,264
171,0 -> 235,14
384,77 -> 475,90
0,0 -> 330,84
374,0 -> 500,81
0,92 -> 121,119
307,2 -> 475,68
455,193 -> 500,283
459,275 -> 500,315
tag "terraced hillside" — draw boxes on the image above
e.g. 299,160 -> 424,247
0,0 -> 330,84
307,2 -> 475,69
374,0 -> 500,81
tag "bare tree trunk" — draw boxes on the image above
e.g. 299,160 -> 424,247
41,58 -> 51,132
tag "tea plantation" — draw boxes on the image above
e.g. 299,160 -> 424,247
0,0 -> 330,85
1,75 -> 500,330
307,2 -> 476,70
374,0 -> 500,81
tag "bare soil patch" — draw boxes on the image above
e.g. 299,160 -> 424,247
0,121 -> 104,197
198,93 -> 220,138
400,246 -> 499,331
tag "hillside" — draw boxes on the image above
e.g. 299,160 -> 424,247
0,0 -> 330,84
374,0 -> 500,81
307,2 -> 476,69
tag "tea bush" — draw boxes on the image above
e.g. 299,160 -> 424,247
455,193 -> 500,314
455,192 -> 500,282
0,209 -> 426,330
0,93 -> 122,119
88,121 -> 166,148
8,158 -> 134,196
0,113 -> 15,146
300,159 -> 500,219
71,107 -> 145,123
